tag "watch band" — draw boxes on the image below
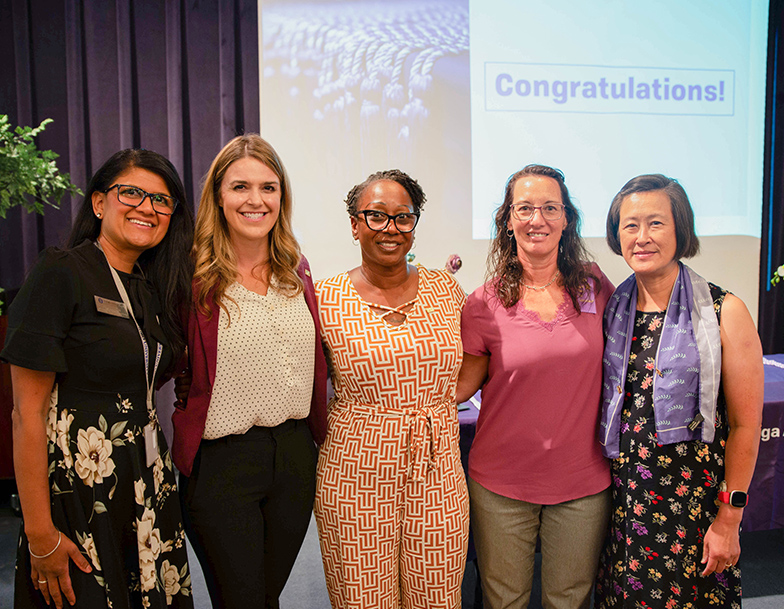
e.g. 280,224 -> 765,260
718,490 -> 748,508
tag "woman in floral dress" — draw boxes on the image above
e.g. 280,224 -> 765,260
2,150 -> 194,608
595,174 -> 764,608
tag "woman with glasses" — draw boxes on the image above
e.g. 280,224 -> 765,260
170,134 -> 327,609
456,165 -> 613,609
314,169 -> 469,608
2,150 -> 194,608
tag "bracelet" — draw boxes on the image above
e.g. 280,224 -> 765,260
29,530 -> 62,559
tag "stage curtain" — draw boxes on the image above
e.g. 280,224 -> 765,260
761,0 -> 784,354
0,0 -> 259,292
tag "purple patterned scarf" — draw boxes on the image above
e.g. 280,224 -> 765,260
599,263 -> 721,458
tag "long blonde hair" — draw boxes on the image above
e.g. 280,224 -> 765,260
192,134 -> 303,318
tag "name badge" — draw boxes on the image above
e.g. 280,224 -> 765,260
94,295 -> 129,318
144,422 -> 159,467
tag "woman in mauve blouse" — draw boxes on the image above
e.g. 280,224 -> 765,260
457,164 -> 612,609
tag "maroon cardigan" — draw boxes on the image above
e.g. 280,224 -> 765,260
171,257 -> 328,476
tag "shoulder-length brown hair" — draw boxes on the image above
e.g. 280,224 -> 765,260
192,134 -> 303,318
486,164 -> 599,310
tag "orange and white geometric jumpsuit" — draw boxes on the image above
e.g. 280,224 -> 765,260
314,267 -> 469,609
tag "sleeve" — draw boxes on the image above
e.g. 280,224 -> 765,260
461,286 -> 491,357
298,255 -> 313,284
0,248 -> 79,372
708,282 -> 729,324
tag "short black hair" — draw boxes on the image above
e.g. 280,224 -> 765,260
606,173 -> 700,259
345,169 -> 426,216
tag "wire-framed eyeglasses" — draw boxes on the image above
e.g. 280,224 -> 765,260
103,184 -> 179,216
355,210 -> 420,233
511,203 -> 564,222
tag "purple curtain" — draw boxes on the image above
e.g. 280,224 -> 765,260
761,0 -> 784,355
0,0 -> 259,293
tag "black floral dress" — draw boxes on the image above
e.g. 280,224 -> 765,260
595,285 -> 741,609
2,242 -> 192,609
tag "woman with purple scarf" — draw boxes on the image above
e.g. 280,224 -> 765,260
594,174 -> 763,608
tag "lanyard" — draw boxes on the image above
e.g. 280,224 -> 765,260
95,242 -> 162,415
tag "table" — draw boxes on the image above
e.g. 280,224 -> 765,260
744,354 -> 784,532
457,355 -> 784,533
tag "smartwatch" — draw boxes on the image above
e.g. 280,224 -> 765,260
718,481 -> 748,508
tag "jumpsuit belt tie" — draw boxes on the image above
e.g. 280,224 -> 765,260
407,405 -> 442,481
331,400 -> 451,481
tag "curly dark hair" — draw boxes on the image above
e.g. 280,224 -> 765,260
68,149 -> 194,361
486,164 -> 600,311
345,169 -> 426,216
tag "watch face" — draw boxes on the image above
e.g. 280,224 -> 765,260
730,491 -> 748,508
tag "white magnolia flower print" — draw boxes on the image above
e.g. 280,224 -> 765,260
140,560 -> 156,593
56,410 -> 75,468
135,479 -> 147,506
137,508 -> 162,592
160,560 -> 181,604
81,533 -> 102,571
45,387 -> 60,444
74,427 -> 116,486
137,508 -> 163,563
46,405 -> 58,445
153,456 -> 164,495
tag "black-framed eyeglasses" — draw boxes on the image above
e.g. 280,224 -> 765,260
511,203 -> 564,222
103,184 -> 179,216
355,210 -> 420,233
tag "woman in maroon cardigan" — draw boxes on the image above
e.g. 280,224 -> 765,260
171,134 -> 327,609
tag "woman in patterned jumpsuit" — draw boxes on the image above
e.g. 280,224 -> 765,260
314,170 -> 469,609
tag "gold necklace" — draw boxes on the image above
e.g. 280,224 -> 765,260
522,270 -> 560,291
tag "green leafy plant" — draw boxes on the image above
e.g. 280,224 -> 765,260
0,114 -> 82,219
772,264 -> 784,287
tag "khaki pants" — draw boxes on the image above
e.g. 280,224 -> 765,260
468,477 -> 611,609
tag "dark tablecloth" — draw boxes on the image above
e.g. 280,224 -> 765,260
744,354 -> 784,531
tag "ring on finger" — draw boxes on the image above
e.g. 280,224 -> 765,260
38,580 -> 47,584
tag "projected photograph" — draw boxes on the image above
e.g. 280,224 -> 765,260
261,0 -> 469,174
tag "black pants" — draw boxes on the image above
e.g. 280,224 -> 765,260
179,419 -> 317,609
